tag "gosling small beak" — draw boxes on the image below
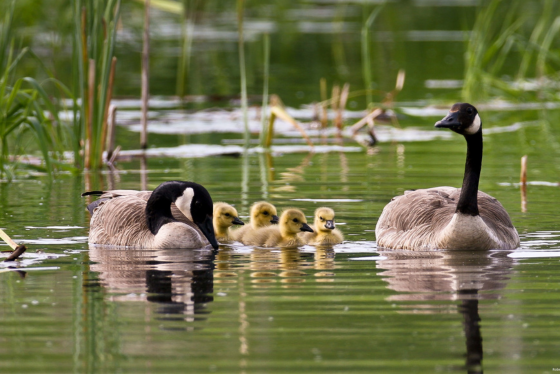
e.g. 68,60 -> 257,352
270,215 -> 279,224
197,215 -> 219,250
300,222 -> 314,233
232,216 -> 244,226
435,110 -> 461,130
325,220 -> 335,230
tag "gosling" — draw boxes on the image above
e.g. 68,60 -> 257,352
300,207 -> 344,245
231,201 -> 279,242
213,202 -> 244,242
242,208 -> 313,247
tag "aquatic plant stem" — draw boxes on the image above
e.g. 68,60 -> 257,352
259,33 -> 270,148
237,0 -> 249,147
141,0 -> 150,150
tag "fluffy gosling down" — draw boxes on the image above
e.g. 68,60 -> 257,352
241,209 -> 313,247
213,202 -> 244,242
231,201 -> 279,242
300,207 -> 344,245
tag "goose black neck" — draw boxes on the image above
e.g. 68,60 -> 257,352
457,130 -> 482,216
146,182 -> 186,235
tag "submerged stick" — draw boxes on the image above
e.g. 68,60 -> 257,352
521,155 -> 527,213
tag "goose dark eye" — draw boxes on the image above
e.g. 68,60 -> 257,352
467,107 -> 473,114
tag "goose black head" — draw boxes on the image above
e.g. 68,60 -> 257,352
148,181 -> 219,249
435,103 -> 481,136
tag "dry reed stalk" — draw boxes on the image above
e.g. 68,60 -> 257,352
141,0 -> 150,149
85,59 -> 96,169
0,228 -> 19,250
521,155 -> 527,212
320,78 -> 328,129
331,85 -> 340,127
335,83 -> 350,130
100,57 -> 117,165
106,105 -> 117,161
267,95 -> 313,148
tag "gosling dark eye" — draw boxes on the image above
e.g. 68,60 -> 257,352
263,211 -> 269,216
225,213 -> 230,217
320,217 -> 324,221
293,218 -> 299,223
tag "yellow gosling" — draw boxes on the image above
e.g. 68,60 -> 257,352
300,207 -> 344,245
213,202 -> 244,242
231,201 -> 279,242
243,208 -> 313,247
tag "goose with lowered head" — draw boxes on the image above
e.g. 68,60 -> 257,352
84,181 -> 219,249
375,103 -> 519,250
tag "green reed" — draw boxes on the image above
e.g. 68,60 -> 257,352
463,0 -> 560,102
237,0 -> 250,147
72,0 -> 121,170
0,1 -> 69,179
361,5 -> 383,107
259,33 -> 270,148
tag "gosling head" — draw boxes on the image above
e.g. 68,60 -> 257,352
250,201 -> 279,228
213,202 -> 244,230
435,103 -> 481,136
279,208 -> 313,236
314,207 -> 336,232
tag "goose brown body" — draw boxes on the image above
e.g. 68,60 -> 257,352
85,181 -> 218,249
375,103 -> 519,251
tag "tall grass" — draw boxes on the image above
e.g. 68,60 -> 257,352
72,0 -> 121,170
0,1 -> 70,179
463,0 -> 560,102
361,5 -> 383,107
237,0 -> 250,147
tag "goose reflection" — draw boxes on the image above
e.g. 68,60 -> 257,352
377,250 -> 515,374
89,245 -> 215,321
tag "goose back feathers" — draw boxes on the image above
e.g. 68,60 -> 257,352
85,181 -> 218,249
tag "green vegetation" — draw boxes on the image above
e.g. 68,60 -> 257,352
463,0 -> 560,102
0,2 -> 70,179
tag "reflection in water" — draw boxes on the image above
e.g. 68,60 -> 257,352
377,250 -> 515,374
89,245 -> 215,321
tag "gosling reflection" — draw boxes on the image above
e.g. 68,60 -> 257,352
89,245 -> 215,321
377,250 -> 514,374
214,246 -> 336,285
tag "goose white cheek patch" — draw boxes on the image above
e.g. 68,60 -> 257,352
465,113 -> 481,134
176,187 -> 194,221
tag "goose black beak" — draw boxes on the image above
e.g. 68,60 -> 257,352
270,215 -> 279,224
232,216 -> 245,226
325,220 -> 335,230
435,110 -> 461,130
300,222 -> 314,233
197,215 -> 219,249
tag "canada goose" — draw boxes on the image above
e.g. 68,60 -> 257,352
213,202 -> 244,242
242,208 -> 313,247
300,207 -> 344,245
83,181 -> 219,249
375,103 -> 520,250
230,201 -> 279,242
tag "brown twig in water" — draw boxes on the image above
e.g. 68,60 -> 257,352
0,228 -> 27,261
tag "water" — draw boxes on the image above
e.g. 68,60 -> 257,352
3,1 -> 560,373
2,123 -> 560,373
